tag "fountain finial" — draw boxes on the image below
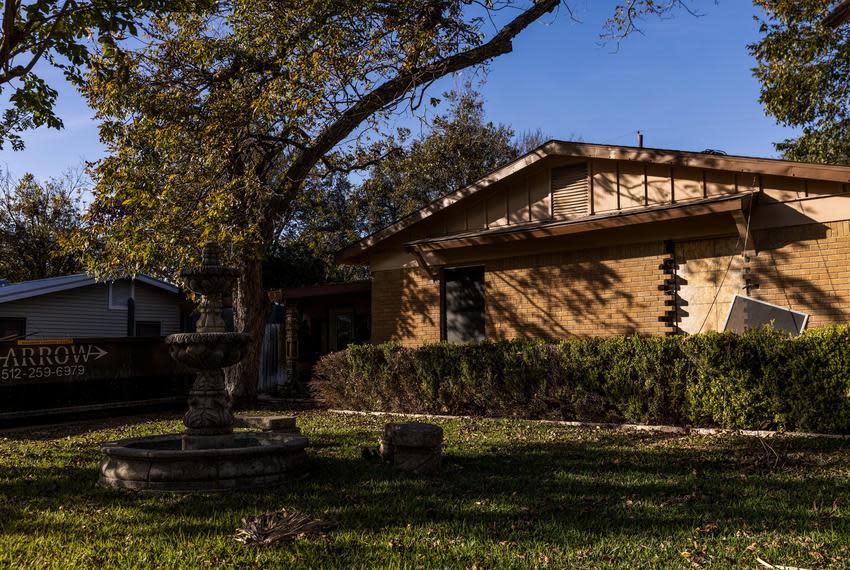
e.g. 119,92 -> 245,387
202,241 -> 221,268
182,241 -> 236,334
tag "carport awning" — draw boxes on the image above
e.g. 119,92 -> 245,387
405,192 -> 754,262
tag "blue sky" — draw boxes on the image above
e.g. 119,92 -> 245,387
1,1 -> 797,182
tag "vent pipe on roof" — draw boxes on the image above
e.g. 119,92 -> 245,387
637,131 -> 644,148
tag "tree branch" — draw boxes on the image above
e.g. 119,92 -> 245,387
275,0 -> 559,210
0,0 -> 72,85
0,0 -> 20,72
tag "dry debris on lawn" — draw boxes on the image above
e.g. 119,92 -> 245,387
235,508 -> 337,546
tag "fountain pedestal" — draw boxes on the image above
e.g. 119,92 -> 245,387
182,368 -> 235,450
166,331 -> 249,451
97,243 -> 309,493
168,242 -> 245,450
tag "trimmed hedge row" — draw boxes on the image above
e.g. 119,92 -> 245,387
313,326 -> 850,434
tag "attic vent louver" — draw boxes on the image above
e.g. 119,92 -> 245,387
551,163 -> 589,218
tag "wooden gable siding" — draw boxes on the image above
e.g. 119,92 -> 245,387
0,281 -> 180,339
369,157 -> 850,272
407,165 -> 551,241
410,159 -> 848,240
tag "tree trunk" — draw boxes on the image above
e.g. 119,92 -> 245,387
226,256 -> 269,408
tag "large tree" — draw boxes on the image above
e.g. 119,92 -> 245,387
0,169 -> 84,282
265,89 -> 529,288
264,172 -> 367,289
750,0 -> 850,165
75,0 -> 697,404
0,0 -> 204,150
358,89 -> 519,232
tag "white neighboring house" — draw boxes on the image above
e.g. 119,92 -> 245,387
0,274 -> 182,341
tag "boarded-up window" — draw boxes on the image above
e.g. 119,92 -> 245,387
724,295 -> 808,336
552,164 -> 589,218
442,266 -> 485,343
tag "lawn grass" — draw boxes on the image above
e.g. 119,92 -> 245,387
1,410 -> 849,569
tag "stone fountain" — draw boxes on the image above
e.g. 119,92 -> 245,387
98,243 -> 308,493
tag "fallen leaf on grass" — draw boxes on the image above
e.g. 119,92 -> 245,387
756,557 -> 810,570
235,508 -> 337,546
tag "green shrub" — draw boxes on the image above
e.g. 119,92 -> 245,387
313,326 -> 850,434
683,328 -> 793,430
784,326 -> 850,433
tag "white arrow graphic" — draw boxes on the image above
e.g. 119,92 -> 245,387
87,345 -> 108,361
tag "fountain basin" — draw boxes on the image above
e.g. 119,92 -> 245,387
99,432 -> 308,493
166,332 -> 251,369
180,265 -> 238,295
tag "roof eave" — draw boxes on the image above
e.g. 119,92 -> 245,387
0,273 -> 179,304
406,193 -> 753,252
0,275 -> 95,304
135,274 -> 180,294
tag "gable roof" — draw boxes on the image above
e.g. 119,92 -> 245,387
338,140 -> 850,263
0,273 -> 179,305
406,192 -> 752,253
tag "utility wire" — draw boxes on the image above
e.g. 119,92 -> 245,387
695,180 -> 756,335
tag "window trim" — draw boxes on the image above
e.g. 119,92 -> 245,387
440,264 -> 486,343
108,280 -> 135,311
329,307 -> 356,352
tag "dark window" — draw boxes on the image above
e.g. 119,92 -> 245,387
0,318 -> 25,341
108,281 -> 132,310
330,309 -> 355,351
442,266 -> 485,343
135,321 -> 162,337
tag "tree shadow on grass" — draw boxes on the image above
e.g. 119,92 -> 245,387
1,431 -> 847,547
0,411 -> 184,441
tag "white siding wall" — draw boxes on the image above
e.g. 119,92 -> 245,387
0,281 -> 180,339
134,283 -> 181,335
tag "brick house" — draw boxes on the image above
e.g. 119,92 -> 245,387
338,141 -> 850,346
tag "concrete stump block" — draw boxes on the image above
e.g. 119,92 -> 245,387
380,422 -> 443,474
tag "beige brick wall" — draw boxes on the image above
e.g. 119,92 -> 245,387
371,241 -> 670,345
371,266 -> 441,345
370,221 -> 850,346
749,220 -> 850,328
675,221 -> 850,333
484,242 -> 670,339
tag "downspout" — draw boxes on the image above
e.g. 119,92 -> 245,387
127,278 -> 136,337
